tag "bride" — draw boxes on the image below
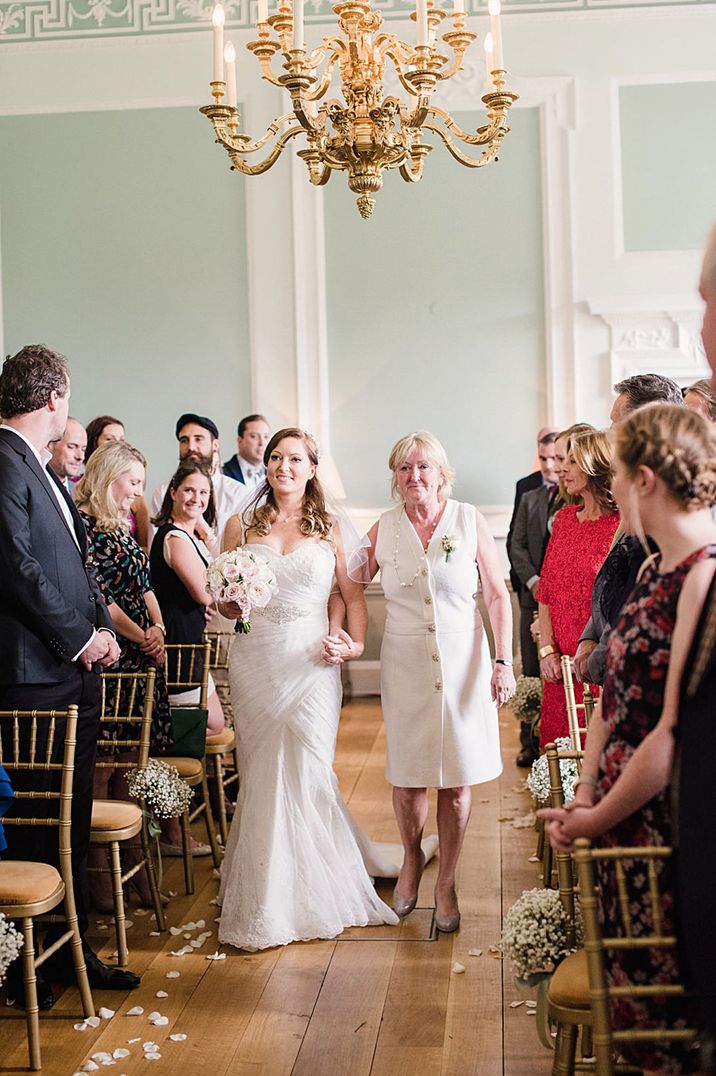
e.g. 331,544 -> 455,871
216,428 -> 399,950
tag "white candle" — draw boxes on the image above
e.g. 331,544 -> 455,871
483,31 -> 494,81
488,0 -> 503,69
224,42 -> 237,108
258,0 -> 268,24
292,0 -> 304,49
212,4 -> 225,83
416,0 -> 428,46
453,0 -> 465,14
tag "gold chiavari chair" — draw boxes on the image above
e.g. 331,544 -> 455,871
561,655 -> 595,752
160,642 -> 221,894
204,630 -> 240,845
573,839 -> 697,1076
0,706 -> 94,1070
543,743 -> 593,1073
89,669 -> 166,968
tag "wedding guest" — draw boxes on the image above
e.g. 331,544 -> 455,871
223,413 -> 271,486
85,414 -> 150,550
573,374 -> 684,685
151,413 -> 246,544
539,402 -> 716,1075
74,440 -> 172,909
363,432 -> 514,932
684,377 -> 716,422
506,426 -> 558,764
537,429 -> 619,747
0,345 -> 136,1005
48,416 -> 86,492
150,458 -> 225,855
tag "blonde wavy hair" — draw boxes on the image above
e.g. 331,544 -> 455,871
568,428 -> 616,514
556,422 -> 594,506
244,428 -> 333,540
616,403 -> 716,511
75,440 -> 146,532
388,431 -> 455,502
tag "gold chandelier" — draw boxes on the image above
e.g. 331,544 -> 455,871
201,0 -> 518,219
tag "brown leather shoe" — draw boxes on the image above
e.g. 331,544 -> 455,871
516,749 -> 537,768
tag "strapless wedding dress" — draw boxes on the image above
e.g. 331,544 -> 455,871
217,540 -> 401,951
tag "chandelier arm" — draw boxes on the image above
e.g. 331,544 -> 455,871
427,105 -> 503,147
421,120 -> 500,168
437,51 -> 466,82
375,32 -> 414,66
225,125 -> 306,175
399,157 -> 425,183
384,50 -> 433,104
222,111 -> 298,153
303,49 -> 342,101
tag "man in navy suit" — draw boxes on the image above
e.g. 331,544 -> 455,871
0,344 -> 140,1006
223,413 -> 270,486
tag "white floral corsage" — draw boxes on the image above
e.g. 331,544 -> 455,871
441,535 -> 458,562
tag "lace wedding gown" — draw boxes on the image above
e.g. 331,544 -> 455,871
217,540 -> 401,951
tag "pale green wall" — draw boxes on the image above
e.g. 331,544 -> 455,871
324,106 -> 545,509
0,105 -> 251,492
620,81 -> 716,252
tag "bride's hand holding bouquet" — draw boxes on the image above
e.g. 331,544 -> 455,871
206,547 -> 278,632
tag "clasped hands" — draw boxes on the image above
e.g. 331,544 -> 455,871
79,628 -> 121,671
321,629 -> 363,666
140,625 -> 165,666
537,785 -> 600,852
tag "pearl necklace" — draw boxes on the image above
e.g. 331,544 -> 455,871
392,507 -> 439,588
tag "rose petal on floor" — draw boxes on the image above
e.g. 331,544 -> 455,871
155,991 -> 168,998
98,1007 -> 115,1019
85,1016 -> 101,1028
169,1033 -> 187,1042
126,1006 -> 144,1016
510,1000 -> 525,1008
451,962 -> 466,974
468,948 -> 482,957
112,1048 -> 130,1059
149,931 -> 161,937
165,971 -> 180,979
74,1023 -> 88,1032
205,951 -> 226,961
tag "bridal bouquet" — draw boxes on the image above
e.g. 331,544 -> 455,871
500,887 -> 582,986
0,913 -> 23,985
205,548 -> 278,634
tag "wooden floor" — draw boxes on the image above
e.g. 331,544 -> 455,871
0,701 -> 552,1076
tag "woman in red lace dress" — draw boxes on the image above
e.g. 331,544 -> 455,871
540,403 -> 716,1074
537,429 -> 619,746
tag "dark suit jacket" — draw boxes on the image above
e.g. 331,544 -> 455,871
506,471 -> 543,593
508,484 -> 550,591
0,427 -> 111,684
223,454 -> 246,484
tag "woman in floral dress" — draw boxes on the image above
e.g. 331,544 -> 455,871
540,403 -> 716,1074
537,428 -> 620,746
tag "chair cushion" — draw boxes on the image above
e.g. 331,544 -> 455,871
206,727 -> 235,752
159,757 -> 203,782
549,949 -> 591,1009
91,799 -> 142,832
0,861 -> 63,906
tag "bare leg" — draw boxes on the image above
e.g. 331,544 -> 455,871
392,786 -> 429,900
434,785 -> 471,918
206,691 -> 225,734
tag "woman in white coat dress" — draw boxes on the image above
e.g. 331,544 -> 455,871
365,432 -> 515,932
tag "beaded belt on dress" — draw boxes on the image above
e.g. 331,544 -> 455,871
253,603 -> 312,625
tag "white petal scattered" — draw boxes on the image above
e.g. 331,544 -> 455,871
113,1049 -> 130,1059
135,908 -> 149,917
149,931 -> 161,937
125,921 -> 134,930
86,1016 -> 102,1028
169,926 -> 182,936
195,919 -> 205,929
525,1000 -> 537,1008
92,1052 -> 113,1062
206,951 -> 226,961
510,1000 -> 525,1008
98,1007 -> 115,1019
168,891 -> 178,897
451,962 -> 466,974
526,1010 -> 537,1016
126,1006 -> 144,1016
5,998 -> 15,1007
165,971 -> 180,979
81,1063 -> 99,1073
148,1011 -> 161,1021
212,868 -> 220,879
182,921 -> 196,931
528,854 -> 540,863
190,939 -> 203,949
468,948 -> 482,957
74,1022 -> 88,1031
171,946 -> 193,956
143,1042 -> 158,1051
152,1016 -> 169,1026
214,917 -> 221,923
155,990 -> 169,999
97,924 -> 109,930
183,933 -> 193,940
208,898 -> 219,906
127,1037 -> 141,1043
169,1033 -> 187,1042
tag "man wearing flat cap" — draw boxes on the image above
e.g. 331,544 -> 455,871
150,413 -> 247,543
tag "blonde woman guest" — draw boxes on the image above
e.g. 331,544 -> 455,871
537,429 -> 619,746
216,429 -> 398,951
540,404 -> 716,1076
684,377 -> 716,422
363,432 -> 514,933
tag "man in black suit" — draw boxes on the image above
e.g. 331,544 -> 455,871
506,428 -> 558,764
223,413 -> 270,486
0,344 -> 140,1006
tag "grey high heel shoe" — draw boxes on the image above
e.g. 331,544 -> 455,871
434,888 -> 460,933
392,850 -> 426,918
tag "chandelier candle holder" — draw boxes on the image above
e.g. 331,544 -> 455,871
201,0 -> 518,219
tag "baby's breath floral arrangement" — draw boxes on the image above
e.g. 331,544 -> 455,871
500,887 -> 582,987
510,676 -> 543,723
527,737 -> 578,805
127,760 -> 193,837
0,913 -> 23,984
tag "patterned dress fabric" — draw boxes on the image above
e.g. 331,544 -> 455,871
596,545 -> 716,1075
218,540 -> 399,951
536,505 -> 619,746
81,513 -> 172,750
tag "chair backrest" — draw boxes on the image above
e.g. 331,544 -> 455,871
545,741 -> 583,946
573,838 -> 697,1070
204,630 -> 233,675
164,641 -> 211,709
0,706 -> 78,869
561,655 -> 594,750
96,669 -> 156,771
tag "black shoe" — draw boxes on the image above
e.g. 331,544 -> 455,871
516,749 -> 537,768
5,960 -> 55,1011
45,945 -> 141,990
